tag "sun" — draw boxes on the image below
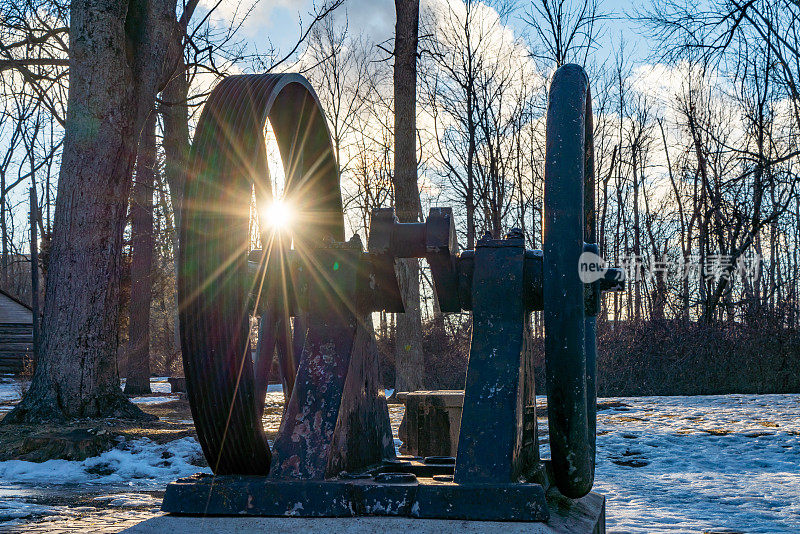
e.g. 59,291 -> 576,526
261,199 -> 293,232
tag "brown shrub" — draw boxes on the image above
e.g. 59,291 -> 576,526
380,310 -> 800,397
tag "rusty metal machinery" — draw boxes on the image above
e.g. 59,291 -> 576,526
367,64 -> 623,498
164,65 -> 622,523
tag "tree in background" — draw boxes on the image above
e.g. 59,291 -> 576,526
0,0 -> 67,301
124,112 -> 157,395
392,0 -> 426,393
0,0 -> 345,419
1,0 -> 799,407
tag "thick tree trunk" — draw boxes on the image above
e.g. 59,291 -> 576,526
124,112 -> 156,395
3,0 -> 181,423
161,56 -> 189,360
393,0 -> 425,394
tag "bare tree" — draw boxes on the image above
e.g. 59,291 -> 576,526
643,0 -> 800,322
306,18 -> 371,177
524,0 -> 605,68
421,1 -> 484,249
160,54 -> 189,358
392,0 -> 426,393
124,111 -> 157,395
0,0 -> 67,295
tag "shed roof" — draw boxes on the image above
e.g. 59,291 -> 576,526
0,289 -> 32,324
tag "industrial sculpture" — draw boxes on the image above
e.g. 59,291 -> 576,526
163,64 -> 623,523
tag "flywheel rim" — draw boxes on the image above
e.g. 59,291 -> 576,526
178,73 -> 344,475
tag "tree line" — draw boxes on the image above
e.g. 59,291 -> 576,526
305,0 -> 800,392
0,0 -> 798,423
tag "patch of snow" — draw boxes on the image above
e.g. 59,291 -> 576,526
0,499 -> 71,522
0,437 -> 209,489
148,377 -> 172,394
3,376 -> 798,532
388,393 -> 800,532
0,378 -> 23,404
2,377 -> 181,413
92,493 -> 160,508
130,395 -> 177,405
119,377 -> 172,394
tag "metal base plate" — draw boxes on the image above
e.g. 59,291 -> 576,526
162,458 -> 549,522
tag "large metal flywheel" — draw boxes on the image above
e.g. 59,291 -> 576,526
178,74 -> 344,475
543,64 -> 597,498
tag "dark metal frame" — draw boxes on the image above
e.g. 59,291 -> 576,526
163,457 -> 548,521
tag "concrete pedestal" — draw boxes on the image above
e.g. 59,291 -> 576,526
400,390 -> 464,457
125,491 -> 605,534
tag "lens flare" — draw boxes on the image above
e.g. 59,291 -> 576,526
261,199 -> 293,231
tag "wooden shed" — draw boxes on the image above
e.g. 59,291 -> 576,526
0,289 -> 33,374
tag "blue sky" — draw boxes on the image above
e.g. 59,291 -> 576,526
229,0 -> 654,68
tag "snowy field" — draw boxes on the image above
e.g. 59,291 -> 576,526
591,394 -> 800,533
0,376 -> 798,532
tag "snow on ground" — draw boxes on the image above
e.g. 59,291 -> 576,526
148,377 -> 172,394
0,498 -> 72,523
589,394 -> 800,533
0,376 -> 24,413
124,377 -> 179,405
0,486 -> 77,523
130,395 -> 177,405
92,493 -> 161,507
0,437 -> 208,488
1,376 -> 799,532
119,377 -> 172,395
0,376 -> 19,402
0,429 -> 208,528
1,376 -> 180,413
